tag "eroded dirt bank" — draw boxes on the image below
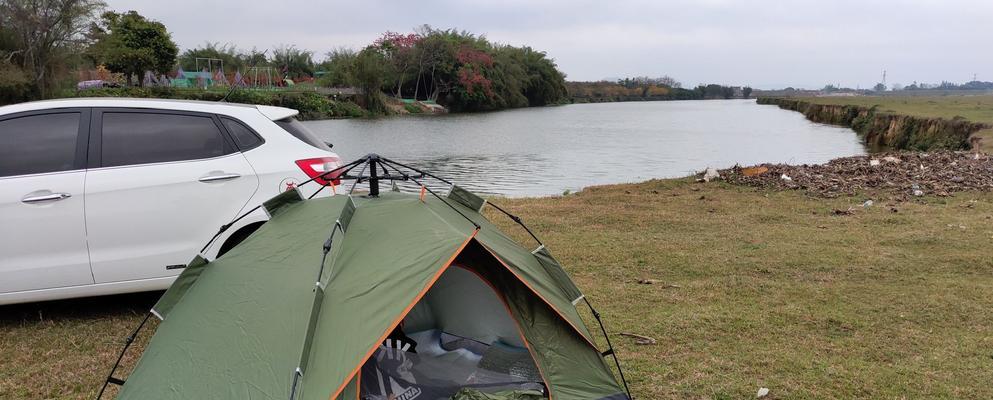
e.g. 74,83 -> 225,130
758,97 -> 990,151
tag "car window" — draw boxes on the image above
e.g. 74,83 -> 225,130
275,117 -> 331,151
101,112 -> 228,167
0,112 -> 80,177
221,118 -> 263,150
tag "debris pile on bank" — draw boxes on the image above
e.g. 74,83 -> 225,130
717,151 -> 993,198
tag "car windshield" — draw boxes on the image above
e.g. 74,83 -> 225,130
275,117 -> 331,151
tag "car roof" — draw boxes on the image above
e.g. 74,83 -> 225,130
0,97 -> 299,120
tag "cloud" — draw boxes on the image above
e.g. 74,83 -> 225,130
107,0 -> 993,88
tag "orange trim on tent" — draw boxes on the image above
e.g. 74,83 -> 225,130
326,229 -> 479,400
354,373 -> 360,400
453,265 -> 556,400
477,243 -> 600,350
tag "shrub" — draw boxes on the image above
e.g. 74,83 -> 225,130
60,87 -> 365,120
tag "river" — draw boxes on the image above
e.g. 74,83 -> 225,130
303,100 -> 865,197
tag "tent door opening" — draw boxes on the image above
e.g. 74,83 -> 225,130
359,265 -> 548,400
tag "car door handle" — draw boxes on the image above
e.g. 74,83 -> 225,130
198,173 -> 241,183
22,192 -> 72,203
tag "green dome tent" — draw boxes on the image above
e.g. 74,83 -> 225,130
100,155 -> 631,400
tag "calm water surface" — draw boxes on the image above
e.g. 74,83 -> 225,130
304,100 -> 865,197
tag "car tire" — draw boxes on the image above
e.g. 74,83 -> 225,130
216,222 -> 265,258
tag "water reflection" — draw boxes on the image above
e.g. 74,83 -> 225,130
305,100 -> 866,197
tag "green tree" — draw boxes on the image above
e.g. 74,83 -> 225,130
742,86 -> 753,98
412,29 -> 456,101
873,82 -> 886,92
373,32 -> 421,98
0,0 -> 105,98
0,23 -> 31,103
272,45 -> 314,79
240,48 -> 269,68
0,59 -> 31,104
517,47 -> 567,106
94,10 -> 178,86
352,47 -> 391,114
317,47 -> 357,87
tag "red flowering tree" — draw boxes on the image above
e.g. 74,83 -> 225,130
454,45 -> 493,99
374,31 -> 422,98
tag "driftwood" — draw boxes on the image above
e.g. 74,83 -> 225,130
720,151 -> 993,199
637,279 -> 681,288
618,332 -> 657,345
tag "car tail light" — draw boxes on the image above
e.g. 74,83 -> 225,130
295,156 -> 342,186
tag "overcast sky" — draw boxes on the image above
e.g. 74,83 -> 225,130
107,0 -> 993,89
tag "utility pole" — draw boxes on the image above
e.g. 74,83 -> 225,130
882,70 -> 887,86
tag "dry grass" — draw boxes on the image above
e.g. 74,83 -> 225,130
3,180 -> 993,399
493,179 -> 993,399
0,292 -> 158,399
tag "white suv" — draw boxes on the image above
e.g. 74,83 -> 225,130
0,98 -> 343,305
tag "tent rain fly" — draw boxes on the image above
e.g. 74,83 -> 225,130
99,154 -> 632,400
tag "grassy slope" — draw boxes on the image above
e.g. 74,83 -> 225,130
3,180 -> 993,399
793,95 -> 993,152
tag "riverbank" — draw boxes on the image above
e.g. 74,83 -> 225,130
758,95 -> 993,152
3,175 -> 992,399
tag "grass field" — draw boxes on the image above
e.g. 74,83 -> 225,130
794,95 -> 993,152
3,179 -> 993,399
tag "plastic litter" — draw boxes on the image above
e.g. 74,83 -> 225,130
720,151 -> 993,199
700,167 -> 720,182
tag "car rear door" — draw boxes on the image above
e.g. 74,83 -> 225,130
0,109 -> 93,293
85,109 -> 259,284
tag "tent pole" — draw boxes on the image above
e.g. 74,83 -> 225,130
484,201 -> 544,247
367,154 -> 380,197
378,160 -> 480,230
584,297 -> 634,399
347,159 -> 369,195
380,156 -> 453,185
95,312 -> 152,399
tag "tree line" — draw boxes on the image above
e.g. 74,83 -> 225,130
568,78 -> 752,103
314,27 -> 569,113
870,80 -> 993,92
0,3 -> 571,113
0,1 -> 754,112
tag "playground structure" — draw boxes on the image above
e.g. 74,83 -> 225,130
156,65 -> 295,90
78,55 -> 355,96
